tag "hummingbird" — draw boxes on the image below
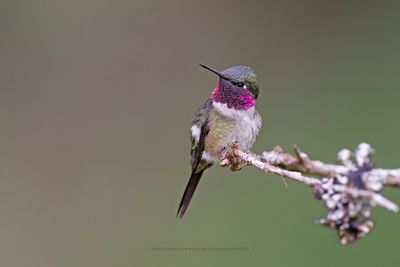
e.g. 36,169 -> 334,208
177,64 -> 262,218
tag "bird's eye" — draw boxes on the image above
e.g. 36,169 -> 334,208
237,82 -> 244,87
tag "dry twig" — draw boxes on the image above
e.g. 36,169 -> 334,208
220,141 -> 400,244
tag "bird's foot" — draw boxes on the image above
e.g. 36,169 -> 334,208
220,141 -> 248,171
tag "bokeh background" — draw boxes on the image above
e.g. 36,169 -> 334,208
1,0 -> 400,266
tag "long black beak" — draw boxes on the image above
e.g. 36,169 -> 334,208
199,64 -> 230,80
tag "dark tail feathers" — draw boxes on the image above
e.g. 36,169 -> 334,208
176,169 -> 205,218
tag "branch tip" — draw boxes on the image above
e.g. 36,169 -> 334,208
220,141 -> 400,244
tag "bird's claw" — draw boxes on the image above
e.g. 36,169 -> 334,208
220,141 -> 248,171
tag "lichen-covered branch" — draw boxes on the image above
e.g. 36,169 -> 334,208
220,141 -> 400,244
260,145 -> 348,176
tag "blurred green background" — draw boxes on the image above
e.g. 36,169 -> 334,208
1,0 -> 400,266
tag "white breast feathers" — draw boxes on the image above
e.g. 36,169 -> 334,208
212,101 -> 262,152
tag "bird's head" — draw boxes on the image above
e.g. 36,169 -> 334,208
200,64 -> 260,110
200,64 -> 260,100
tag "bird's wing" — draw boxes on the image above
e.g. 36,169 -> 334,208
176,99 -> 213,218
190,99 -> 212,171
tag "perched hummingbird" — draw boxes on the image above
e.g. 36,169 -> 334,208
177,64 -> 262,218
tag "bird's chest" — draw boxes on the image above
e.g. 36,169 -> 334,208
231,113 -> 260,150
207,102 -> 261,153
